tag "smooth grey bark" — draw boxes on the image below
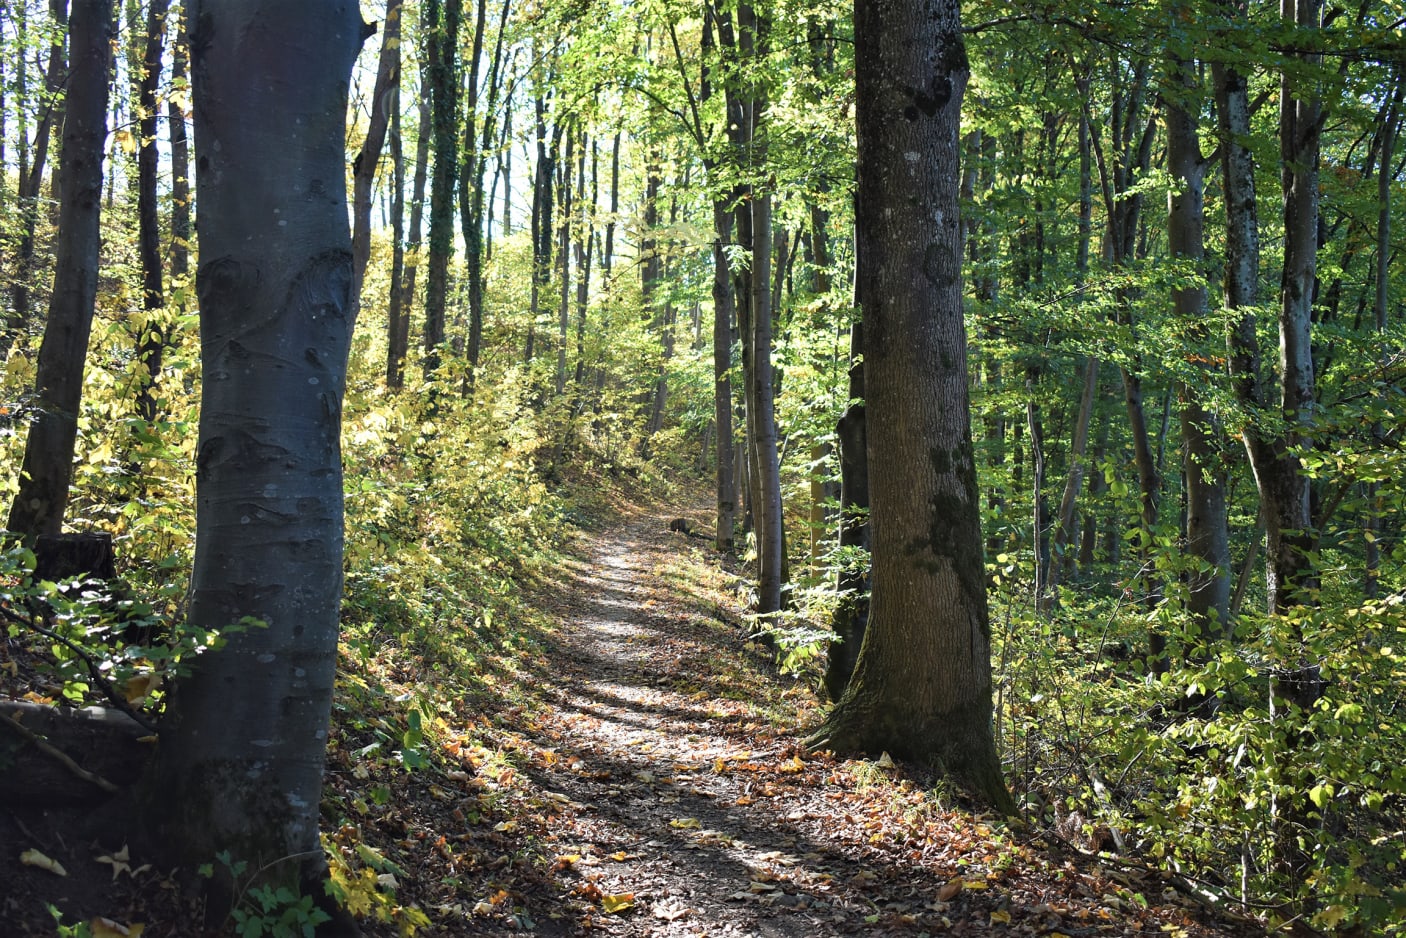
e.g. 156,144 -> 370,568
133,0 -> 171,424
1166,23 -> 1230,647
350,0 -> 402,322
737,0 -> 783,617
148,0 -> 365,905
808,0 -> 1012,812
6,0 -> 109,538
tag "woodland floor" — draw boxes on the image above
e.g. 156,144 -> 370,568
1,493 -> 1265,936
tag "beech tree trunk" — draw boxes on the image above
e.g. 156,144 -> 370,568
808,0 -> 1012,812
6,0 -> 110,538
1166,22 -> 1230,650
146,0 -> 365,909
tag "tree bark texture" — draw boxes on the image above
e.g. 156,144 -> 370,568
809,0 -> 1011,812
134,0 -> 171,423
1166,29 -> 1230,645
6,0 -> 110,538
422,0 -> 461,378
150,0 -> 364,898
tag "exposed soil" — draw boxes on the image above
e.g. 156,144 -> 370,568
1,499 -> 1264,936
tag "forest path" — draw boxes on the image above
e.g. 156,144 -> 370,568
500,503 -> 1248,938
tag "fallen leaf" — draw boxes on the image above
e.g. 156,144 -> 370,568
669,817 -> 701,829
964,878 -> 989,890
601,893 -> 635,914
990,910 -> 1011,924
937,878 -> 963,901
20,849 -> 66,876
653,901 -> 691,921
875,752 -> 895,769
94,845 -> 150,882
91,919 -> 144,938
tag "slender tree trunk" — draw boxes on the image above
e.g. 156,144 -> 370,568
350,0 -> 401,323
738,0 -> 783,616
555,129 -> 574,396
167,9 -> 190,308
390,45 -> 432,389
386,78 -> 408,388
7,0 -> 109,538
133,0 -> 171,423
7,0 -> 69,351
148,1 -> 365,915
1365,69 -> 1401,599
809,0 -> 1012,812
1166,24 -> 1230,650
825,320 -> 869,703
463,0 -> 511,379
422,0 -> 462,379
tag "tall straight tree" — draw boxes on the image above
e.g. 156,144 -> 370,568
133,0 -> 171,423
6,0 -> 110,537
1165,9 -> 1230,649
808,0 -> 1012,812
145,0 -> 366,910
422,0 -> 462,378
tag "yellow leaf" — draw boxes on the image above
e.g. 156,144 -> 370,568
601,893 -> 635,914
669,817 -> 701,829
20,848 -> 67,876
493,820 -> 517,832
779,755 -> 805,774
990,910 -> 1011,924
91,920 -> 144,938
963,878 -> 988,890
113,129 -> 137,155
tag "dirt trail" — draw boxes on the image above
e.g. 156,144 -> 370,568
507,510 -> 1252,938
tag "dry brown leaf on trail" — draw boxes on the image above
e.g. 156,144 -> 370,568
652,901 -> 691,921
936,878 -> 964,901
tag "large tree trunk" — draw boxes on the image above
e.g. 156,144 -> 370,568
808,0 -> 1012,813
6,0 -> 109,538
146,0 -> 365,911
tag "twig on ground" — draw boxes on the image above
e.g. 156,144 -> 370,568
1,710 -> 120,794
